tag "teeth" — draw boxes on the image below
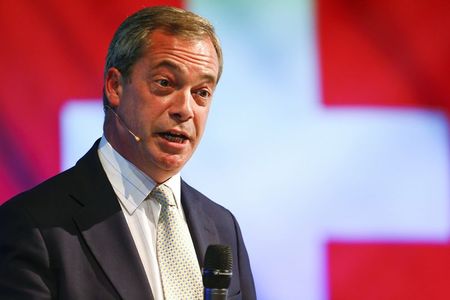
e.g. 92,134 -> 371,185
165,132 -> 185,138
162,132 -> 186,143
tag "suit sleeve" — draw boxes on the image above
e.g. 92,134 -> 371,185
231,213 -> 257,300
0,200 -> 54,299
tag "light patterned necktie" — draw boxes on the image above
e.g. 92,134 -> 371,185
152,184 -> 203,299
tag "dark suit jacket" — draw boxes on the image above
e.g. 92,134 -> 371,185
0,141 -> 256,299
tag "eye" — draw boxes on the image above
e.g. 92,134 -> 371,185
156,79 -> 170,87
195,89 -> 211,98
150,77 -> 175,96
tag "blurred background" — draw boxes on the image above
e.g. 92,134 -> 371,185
1,0 -> 449,299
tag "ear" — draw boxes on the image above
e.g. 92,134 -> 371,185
104,67 -> 124,107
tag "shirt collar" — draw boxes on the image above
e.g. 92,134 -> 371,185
97,136 -> 181,215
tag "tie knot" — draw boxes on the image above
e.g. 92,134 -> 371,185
151,184 -> 176,207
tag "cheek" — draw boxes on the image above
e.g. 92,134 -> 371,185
135,106 -> 160,128
196,108 -> 211,132
194,116 -> 208,138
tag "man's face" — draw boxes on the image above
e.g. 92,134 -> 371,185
105,30 -> 219,183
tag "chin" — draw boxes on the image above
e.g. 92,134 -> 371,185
158,154 -> 189,173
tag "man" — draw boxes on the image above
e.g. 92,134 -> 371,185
0,6 -> 256,300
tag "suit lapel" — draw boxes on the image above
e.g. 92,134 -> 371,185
71,141 -> 153,300
181,180 -> 219,266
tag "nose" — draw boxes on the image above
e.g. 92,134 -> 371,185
169,90 -> 194,122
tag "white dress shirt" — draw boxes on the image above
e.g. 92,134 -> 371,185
97,136 -> 189,300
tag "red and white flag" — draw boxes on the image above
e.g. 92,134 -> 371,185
1,1 -> 449,299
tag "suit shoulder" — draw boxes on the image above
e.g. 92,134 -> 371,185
181,180 -> 230,211
2,139 -> 102,213
6,166 -> 76,202
0,166 -> 79,224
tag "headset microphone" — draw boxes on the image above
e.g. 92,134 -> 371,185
104,105 -> 141,142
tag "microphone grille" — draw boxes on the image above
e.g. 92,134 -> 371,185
203,244 -> 233,289
204,244 -> 232,271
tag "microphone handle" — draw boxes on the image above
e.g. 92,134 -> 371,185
204,288 -> 228,300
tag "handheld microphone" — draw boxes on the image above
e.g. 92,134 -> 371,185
203,244 -> 233,300
104,105 -> 141,142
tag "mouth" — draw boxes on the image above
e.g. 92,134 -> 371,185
158,131 -> 189,144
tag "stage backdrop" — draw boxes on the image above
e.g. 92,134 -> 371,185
1,0 -> 450,299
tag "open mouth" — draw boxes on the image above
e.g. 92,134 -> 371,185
159,132 -> 189,144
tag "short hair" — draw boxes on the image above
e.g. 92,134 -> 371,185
103,6 -> 223,106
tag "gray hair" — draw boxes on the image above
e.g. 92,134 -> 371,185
103,6 -> 223,106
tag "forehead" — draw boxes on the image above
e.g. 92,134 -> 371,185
141,30 -> 219,81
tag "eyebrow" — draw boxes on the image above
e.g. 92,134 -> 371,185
153,60 -> 218,84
